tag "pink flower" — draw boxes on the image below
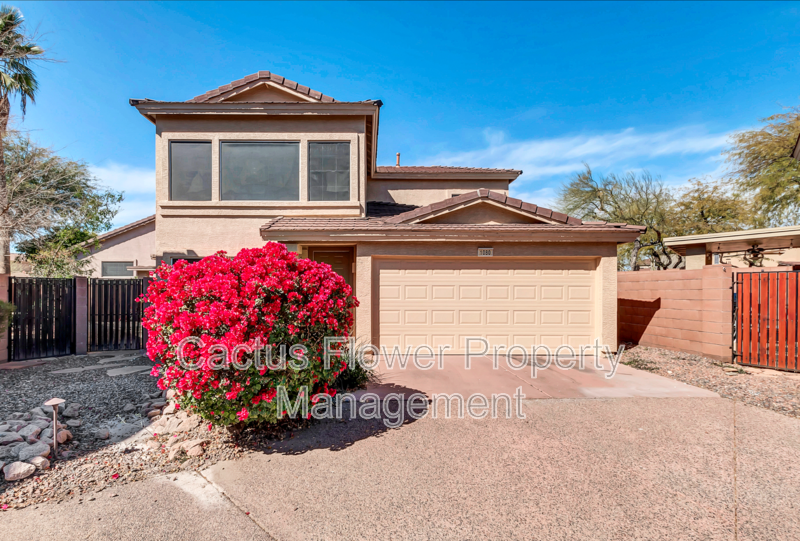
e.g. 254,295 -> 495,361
237,407 -> 249,422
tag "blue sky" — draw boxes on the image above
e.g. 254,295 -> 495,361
12,1 -> 800,227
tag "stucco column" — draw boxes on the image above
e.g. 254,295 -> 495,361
355,252 -> 372,346
597,254 -> 618,351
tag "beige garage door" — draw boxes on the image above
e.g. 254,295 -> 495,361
378,258 -> 596,353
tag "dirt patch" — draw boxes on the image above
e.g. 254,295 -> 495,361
620,345 -> 800,418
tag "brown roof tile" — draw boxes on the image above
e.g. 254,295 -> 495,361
260,216 -> 645,235
382,190 -> 579,226
188,71 -> 337,103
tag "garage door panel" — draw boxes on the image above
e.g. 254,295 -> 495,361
378,259 -> 596,353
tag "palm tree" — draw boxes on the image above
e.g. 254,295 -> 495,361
0,5 -> 43,273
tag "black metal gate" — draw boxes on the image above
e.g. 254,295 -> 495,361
9,277 -> 75,361
88,278 -> 149,352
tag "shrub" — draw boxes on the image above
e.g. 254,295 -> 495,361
141,242 -> 358,427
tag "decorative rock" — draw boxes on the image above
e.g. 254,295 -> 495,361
41,428 -> 53,438
122,404 -> 136,413
0,446 -> 16,460
62,403 -> 82,418
150,391 -> 163,399
8,412 -> 24,420
145,439 -> 160,450
166,389 -> 177,400
56,430 -> 73,444
176,417 -> 201,433
66,419 -> 81,427
29,419 -> 51,430
29,407 -> 47,418
162,404 -> 177,416
95,429 -> 110,440
27,456 -> 50,470
21,412 -> 32,421
0,432 -> 23,445
17,442 -> 51,462
6,420 -> 27,431
38,436 -> 53,448
181,438 -> 208,451
18,424 -> 42,442
150,401 -> 167,409
147,410 -> 161,419
0,424 -> 8,432
168,447 -> 183,461
186,445 -> 204,457
3,461 -> 35,481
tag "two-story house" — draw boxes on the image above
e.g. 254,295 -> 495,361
131,71 -> 642,353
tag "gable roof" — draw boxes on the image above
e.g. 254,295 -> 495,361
382,189 -> 579,225
261,192 -> 645,241
94,214 -> 155,243
187,71 -> 337,104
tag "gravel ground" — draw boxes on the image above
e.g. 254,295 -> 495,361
620,345 -> 800,418
0,352 -> 313,510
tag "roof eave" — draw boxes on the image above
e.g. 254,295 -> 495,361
370,171 -> 522,181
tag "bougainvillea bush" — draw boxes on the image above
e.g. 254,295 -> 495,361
141,242 -> 358,427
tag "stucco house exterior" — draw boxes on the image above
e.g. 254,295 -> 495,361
130,71 -> 643,352
80,214 -> 157,278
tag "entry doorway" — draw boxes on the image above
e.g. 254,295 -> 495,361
308,247 -> 355,287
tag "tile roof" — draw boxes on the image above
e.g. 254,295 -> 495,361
261,192 -> 645,236
383,189 -> 580,225
187,71 -> 337,104
374,165 -> 522,176
260,217 -> 643,233
95,214 -> 155,242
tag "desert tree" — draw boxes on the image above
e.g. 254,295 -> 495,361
7,135 -> 122,277
724,107 -> 800,227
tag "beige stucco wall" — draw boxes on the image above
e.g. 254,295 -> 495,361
154,114 -> 368,262
352,241 -> 619,352
424,202 -> 542,224
84,221 -> 156,278
366,179 -> 509,206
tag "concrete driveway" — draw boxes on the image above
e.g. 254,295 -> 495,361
364,354 -> 718,400
3,361 -> 799,540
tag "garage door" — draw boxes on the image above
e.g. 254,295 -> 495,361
378,259 -> 596,353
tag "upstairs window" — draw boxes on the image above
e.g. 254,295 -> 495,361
308,142 -> 350,201
220,142 -> 300,201
170,142 -> 212,201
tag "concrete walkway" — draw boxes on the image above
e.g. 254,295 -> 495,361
3,396 -> 799,540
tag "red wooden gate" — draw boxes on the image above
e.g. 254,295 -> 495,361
734,270 -> 799,371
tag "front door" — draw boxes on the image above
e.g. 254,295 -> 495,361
308,247 -> 354,287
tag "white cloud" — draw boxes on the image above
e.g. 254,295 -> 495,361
427,126 -> 733,181
90,162 -> 155,228
90,162 -> 155,195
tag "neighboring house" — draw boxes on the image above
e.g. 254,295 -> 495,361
80,215 -> 157,278
10,253 -> 32,277
130,71 -> 643,352
665,225 -> 800,269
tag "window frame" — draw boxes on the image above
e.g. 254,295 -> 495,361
219,140 -> 301,202
160,133 -> 359,205
168,140 -> 213,201
307,141 -> 352,202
